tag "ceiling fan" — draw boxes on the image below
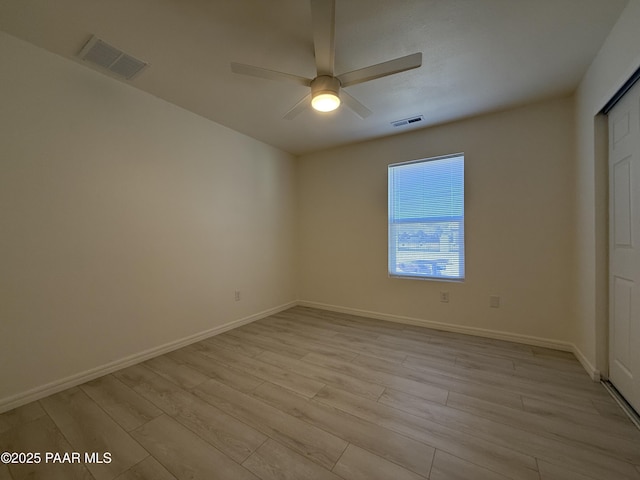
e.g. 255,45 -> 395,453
230,0 -> 422,120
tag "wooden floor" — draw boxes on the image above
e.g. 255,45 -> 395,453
1,306 -> 640,480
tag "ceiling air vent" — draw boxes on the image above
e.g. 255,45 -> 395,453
77,36 -> 148,80
391,115 -> 424,128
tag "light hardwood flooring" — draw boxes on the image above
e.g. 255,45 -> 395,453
1,306 -> 639,480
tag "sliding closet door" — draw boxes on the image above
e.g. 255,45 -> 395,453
609,79 -> 640,413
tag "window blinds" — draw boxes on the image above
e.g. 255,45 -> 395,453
388,154 -> 465,280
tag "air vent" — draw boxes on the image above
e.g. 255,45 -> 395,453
391,115 -> 424,128
77,36 -> 148,80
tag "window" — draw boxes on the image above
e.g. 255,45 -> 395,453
388,153 -> 465,280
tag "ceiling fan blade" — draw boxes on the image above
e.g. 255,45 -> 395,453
231,62 -> 312,87
337,52 -> 422,88
283,93 -> 312,120
340,91 -> 372,119
310,0 -> 336,76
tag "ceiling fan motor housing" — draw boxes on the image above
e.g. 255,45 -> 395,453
311,75 -> 341,97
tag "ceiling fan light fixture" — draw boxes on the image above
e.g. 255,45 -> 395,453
310,75 -> 341,112
312,92 -> 341,112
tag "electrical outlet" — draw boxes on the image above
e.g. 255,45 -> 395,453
489,295 -> 500,308
440,291 -> 450,303
235,290 -> 241,302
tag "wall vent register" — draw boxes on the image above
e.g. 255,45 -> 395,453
391,115 -> 424,128
77,36 -> 149,80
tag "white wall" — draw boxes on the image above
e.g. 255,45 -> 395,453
0,32 -> 297,410
574,0 -> 640,376
297,97 -> 575,345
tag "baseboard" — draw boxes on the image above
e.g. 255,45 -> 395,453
298,300 -> 576,351
0,301 -> 296,414
1,299 -> 601,413
571,344 -> 601,381
298,300 -> 606,380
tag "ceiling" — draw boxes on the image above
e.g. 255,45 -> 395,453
0,0 -> 629,155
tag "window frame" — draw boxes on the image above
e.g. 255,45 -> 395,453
388,153 -> 465,282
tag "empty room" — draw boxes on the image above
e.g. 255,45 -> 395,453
2,1 -> 640,479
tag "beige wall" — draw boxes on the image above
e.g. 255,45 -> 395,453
297,97 -> 575,344
574,0 -> 640,376
4,1 -> 639,409
0,32 -> 297,409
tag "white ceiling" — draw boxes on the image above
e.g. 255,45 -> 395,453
0,0 -> 629,155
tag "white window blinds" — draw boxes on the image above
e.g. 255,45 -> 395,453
388,154 -> 465,280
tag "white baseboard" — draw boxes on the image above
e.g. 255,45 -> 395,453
299,300 -> 602,381
298,300 -> 575,352
571,344 -> 601,381
1,299 -> 602,413
0,301 -> 296,414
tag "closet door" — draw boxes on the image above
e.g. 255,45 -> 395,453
609,79 -> 640,413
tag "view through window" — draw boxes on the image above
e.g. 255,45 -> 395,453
388,154 -> 465,280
